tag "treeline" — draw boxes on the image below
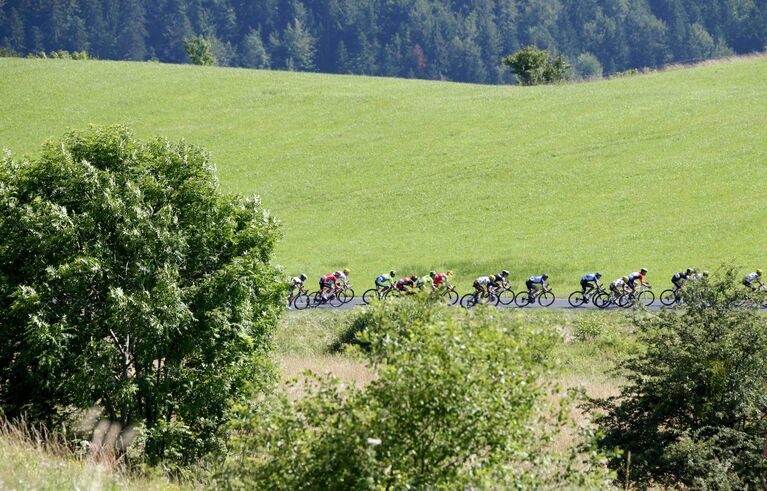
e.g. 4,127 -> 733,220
1,0 -> 766,83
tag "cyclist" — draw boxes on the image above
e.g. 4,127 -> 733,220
288,273 -> 308,306
336,268 -> 351,288
431,271 -> 453,289
671,268 -> 695,291
626,268 -> 650,294
375,270 -> 397,292
395,275 -> 419,293
417,273 -> 434,290
743,269 -> 764,291
526,273 -> 549,297
319,271 -> 340,300
494,270 -> 511,289
580,272 -> 602,303
473,275 -> 499,298
610,276 -> 629,301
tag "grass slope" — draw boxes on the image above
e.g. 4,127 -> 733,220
1,57 -> 766,291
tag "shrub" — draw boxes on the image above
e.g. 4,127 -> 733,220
593,268 -> 767,488
184,36 -> 216,66
502,45 -> 572,85
0,126 -> 285,464
220,299 -> 612,489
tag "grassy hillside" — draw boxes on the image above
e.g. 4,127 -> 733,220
1,57 -> 766,291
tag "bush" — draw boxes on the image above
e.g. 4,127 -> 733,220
502,45 -> 572,85
593,268 -> 767,488
0,126 -> 285,464
0,47 -> 20,58
220,299 -> 612,489
574,52 -> 603,80
184,36 -> 217,66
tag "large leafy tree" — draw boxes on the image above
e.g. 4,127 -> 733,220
0,126 -> 285,463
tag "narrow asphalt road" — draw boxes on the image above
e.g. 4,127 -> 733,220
289,295 -> 669,312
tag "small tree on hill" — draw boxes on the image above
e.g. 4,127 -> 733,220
0,126 -> 285,464
184,35 -> 216,65
502,45 -> 571,85
594,268 -> 767,488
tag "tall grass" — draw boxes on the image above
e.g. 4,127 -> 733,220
0,417 -> 182,490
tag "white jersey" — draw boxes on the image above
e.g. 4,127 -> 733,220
476,276 -> 492,285
744,272 -> 760,283
611,279 -> 626,289
290,276 -> 303,286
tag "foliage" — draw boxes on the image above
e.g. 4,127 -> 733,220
503,45 -> 572,85
183,36 -> 216,66
0,47 -> 18,57
1,0 -> 766,83
593,268 -> 767,488
0,125 -> 285,464
574,52 -> 603,80
26,49 -> 90,60
219,299 -> 613,489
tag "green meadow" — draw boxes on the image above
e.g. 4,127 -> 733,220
1,57 -> 766,291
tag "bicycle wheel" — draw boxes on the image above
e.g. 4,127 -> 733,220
515,291 -> 532,308
342,288 -> 355,303
497,289 -> 515,306
443,290 -> 459,305
619,294 -> 635,308
310,291 -> 324,308
293,293 -> 310,310
460,293 -> 476,308
539,291 -> 556,307
568,291 -> 586,308
639,290 -> 655,307
362,288 -> 380,305
659,289 -> 678,307
329,292 -> 347,307
593,292 -> 611,309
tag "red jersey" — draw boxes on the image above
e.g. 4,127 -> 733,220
433,273 -> 448,287
322,273 -> 337,283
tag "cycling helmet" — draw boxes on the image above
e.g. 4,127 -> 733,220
429,271 -> 436,278
501,270 -> 510,277
541,273 -> 549,280
333,271 -> 342,278
410,275 -> 418,281
685,268 -> 693,274
595,272 -> 602,278
299,273 -> 307,281
343,268 -> 350,275
622,276 -> 629,282
758,269 -> 764,276
447,270 -> 454,276
640,268 -> 648,274
390,270 -> 396,277
489,275 -> 497,282
702,271 -> 710,277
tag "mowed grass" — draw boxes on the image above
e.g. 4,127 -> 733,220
1,57 -> 766,291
